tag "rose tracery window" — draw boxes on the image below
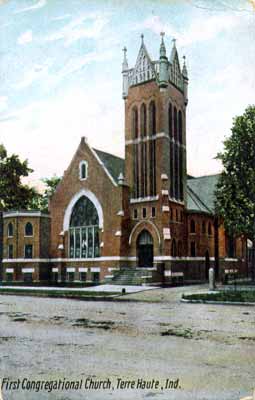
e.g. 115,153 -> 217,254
69,196 -> 100,259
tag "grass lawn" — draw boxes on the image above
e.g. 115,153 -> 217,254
182,290 -> 255,303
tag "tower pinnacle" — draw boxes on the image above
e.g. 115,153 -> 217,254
160,32 -> 166,58
122,46 -> 128,71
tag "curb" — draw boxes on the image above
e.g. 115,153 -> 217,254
181,298 -> 255,306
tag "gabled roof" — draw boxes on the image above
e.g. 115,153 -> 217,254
187,174 -> 220,214
93,149 -> 125,185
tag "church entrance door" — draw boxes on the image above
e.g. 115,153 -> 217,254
137,230 -> 154,268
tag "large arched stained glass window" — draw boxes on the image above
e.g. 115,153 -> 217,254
69,196 -> 100,259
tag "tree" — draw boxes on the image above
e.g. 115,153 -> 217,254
215,105 -> 255,240
0,144 -> 40,211
38,175 -> 61,212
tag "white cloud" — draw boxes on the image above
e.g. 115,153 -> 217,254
133,16 -> 178,38
15,0 -> 47,14
17,30 -> 33,45
51,14 -> 71,21
135,14 -> 247,48
0,84 -> 123,186
47,49 -> 113,87
0,96 -> 8,112
14,60 -> 52,90
45,13 -> 110,46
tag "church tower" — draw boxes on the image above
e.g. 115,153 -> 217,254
122,34 -> 188,206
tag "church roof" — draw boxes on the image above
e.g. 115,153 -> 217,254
93,148 -> 125,184
93,146 -> 220,213
187,174 -> 220,214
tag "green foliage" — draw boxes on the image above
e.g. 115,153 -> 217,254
38,175 -> 61,212
0,144 -> 39,211
215,105 -> 255,239
0,144 -> 61,212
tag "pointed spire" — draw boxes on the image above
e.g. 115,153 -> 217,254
141,33 -> 144,44
159,32 -> 168,89
122,46 -> 128,71
160,32 -> 166,58
182,55 -> 188,79
170,37 -> 178,63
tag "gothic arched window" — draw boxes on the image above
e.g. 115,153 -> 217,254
79,160 -> 88,180
149,101 -> 156,196
69,196 -> 100,259
149,101 -> 156,136
174,106 -> 178,141
178,110 -> 183,144
171,238 -> 177,257
25,222 -> 33,236
190,219 -> 196,233
7,222 -> 14,237
190,241 -> 196,257
132,106 -> 138,139
168,102 -> 173,138
140,103 -> 147,137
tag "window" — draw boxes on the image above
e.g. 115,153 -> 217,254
133,209 -> 138,219
142,208 -> 147,218
25,222 -> 33,236
132,106 -> 138,139
173,106 -> 177,140
202,221 -> 206,234
80,272 -> 87,281
149,101 -> 156,197
149,101 -> 156,136
180,211 -> 184,222
8,244 -> 13,259
79,161 -> 88,180
170,208 -> 173,221
66,272 -> 74,282
7,223 -> 13,237
6,273 -> 13,282
171,239 -> 177,257
176,209 -> 178,222
24,244 -> 33,259
151,207 -> 156,218
190,219 -> 196,234
93,272 -> 100,282
168,102 -> 173,138
178,110 -> 183,144
140,103 -> 147,137
24,273 -> 33,282
52,272 -> 58,283
208,222 -> 212,236
190,241 -> 196,257
69,196 -> 100,259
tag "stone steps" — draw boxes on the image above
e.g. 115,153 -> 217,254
104,268 -> 153,286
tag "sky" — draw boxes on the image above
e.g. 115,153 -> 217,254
0,0 -> 255,189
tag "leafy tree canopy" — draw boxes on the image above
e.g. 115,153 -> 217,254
37,175 -> 61,212
215,105 -> 255,239
0,144 -> 39,211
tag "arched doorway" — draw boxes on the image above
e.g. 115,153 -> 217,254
205,250 -> 210,280
137,230 -> 153,268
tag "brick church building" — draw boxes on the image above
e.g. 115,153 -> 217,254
1,35 -> 246,285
